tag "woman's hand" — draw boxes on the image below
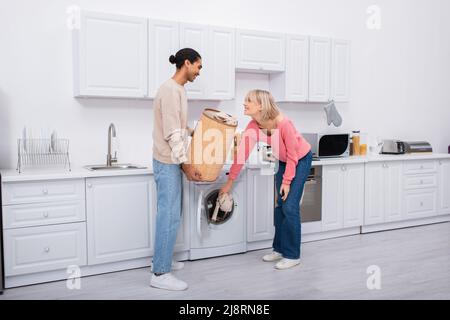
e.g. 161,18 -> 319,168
280,183 -> 290,201
220,178 -> 234,194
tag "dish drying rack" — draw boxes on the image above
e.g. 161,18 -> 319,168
17,138 -> 71,173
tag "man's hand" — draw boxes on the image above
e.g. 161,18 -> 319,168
181,163 -> 202,181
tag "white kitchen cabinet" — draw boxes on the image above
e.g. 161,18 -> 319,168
330,39 -> 351,102
148,19 -> 180,98
322,164 -> 364,231
4,222 -> 87,276
86,175 -> 153,265
179,23 -> 209,99
270,35 -> 309,102
246,169 -> 275,242
2,179 -> 85,205
364,162 -> 403,225
308,36 -> 331,102
236,29 -> 285,72
73,11 -> 148,98
438,159 -> 450,215
180,23 -> 235,100
402,160 -> 438,220
207,26 -> 235,100
3,200 -> 85,229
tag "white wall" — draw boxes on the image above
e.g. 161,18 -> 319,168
1,0 -> 449,169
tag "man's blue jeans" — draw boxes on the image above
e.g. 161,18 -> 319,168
273,151 -> 312,259
152,158 -> 182,273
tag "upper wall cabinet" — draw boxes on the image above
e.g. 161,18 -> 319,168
236,29 -> 285,73
308,36 -> 331,102
270,35 -> 309,102
331,39 -> 351,102
73,11 -> 148,98
180,23 -> 235,100
148,20 -> 180,98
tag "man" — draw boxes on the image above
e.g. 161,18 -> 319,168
151,48 -> 203,291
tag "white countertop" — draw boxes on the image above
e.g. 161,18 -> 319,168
247,153 -> 450,169
2,153 -> 450,182
0,166 -> 153,182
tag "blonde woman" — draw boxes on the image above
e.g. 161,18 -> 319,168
220,89 -> 312,270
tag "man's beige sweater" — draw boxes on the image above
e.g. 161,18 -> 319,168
152,78 -> 189,164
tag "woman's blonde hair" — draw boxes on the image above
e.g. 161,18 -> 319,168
245,89 -> 280,122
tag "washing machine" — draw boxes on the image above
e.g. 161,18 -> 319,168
188,170 -> 246,260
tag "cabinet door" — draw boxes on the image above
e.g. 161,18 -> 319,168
438,159 -> 450,214
246,170 -> 275,242
330,39 -> 351,102
179,23 -> 209,99
86,175 -> 153,265
384,162 -> 403,221
322,165 -> 344,231
308,36 -> 331,102
236,29 -> 285,72
343,164 -> 364,227
364,163 -> 385,225
4,222 -> 87,276
148,19 -> 179,98
74,11 -> 148,98
207,26 -> 235,100
270,35 -> 309,102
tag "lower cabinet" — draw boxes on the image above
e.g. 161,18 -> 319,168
364,161 -> 403,225
86,175 -> 153,265
4,222 -> 87,276
246,169 -> 275,242
322,164 -> 365,231
438,159 -> 450,215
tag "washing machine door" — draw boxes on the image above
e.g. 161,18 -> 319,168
196,188 -> 235,238
204,189 -> 234,225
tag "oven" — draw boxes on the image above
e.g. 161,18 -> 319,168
274,165 -> 322,223
300,166 -> 322,223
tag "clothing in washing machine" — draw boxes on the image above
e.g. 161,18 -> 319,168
204,190 -> 234,225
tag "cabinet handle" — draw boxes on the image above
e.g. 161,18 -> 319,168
43,212 -> 49,218
44,247 -> 50,253
420,202 -> 424,207
43,189 -> 48,195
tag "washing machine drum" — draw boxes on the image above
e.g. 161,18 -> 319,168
204,190 -> 234,225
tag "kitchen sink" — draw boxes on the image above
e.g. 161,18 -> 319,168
84,164 -> 147,171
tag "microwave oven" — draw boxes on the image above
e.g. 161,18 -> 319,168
302,133 -> 350,158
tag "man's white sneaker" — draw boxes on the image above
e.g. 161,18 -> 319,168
262,251 -> 283,262
171,260 -> 184,271
150,273 -> 188,291
274,258 -> 300,270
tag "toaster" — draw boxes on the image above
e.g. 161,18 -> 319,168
381,140 -> 405,154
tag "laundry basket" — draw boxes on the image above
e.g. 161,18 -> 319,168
187,108 -> 237,182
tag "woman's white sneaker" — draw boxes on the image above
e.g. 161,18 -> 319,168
262,251 -> 282,262
150,273 -> 188,291
274,258 -> 300,270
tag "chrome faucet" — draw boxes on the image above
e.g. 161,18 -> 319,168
107,123 -> 117,166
